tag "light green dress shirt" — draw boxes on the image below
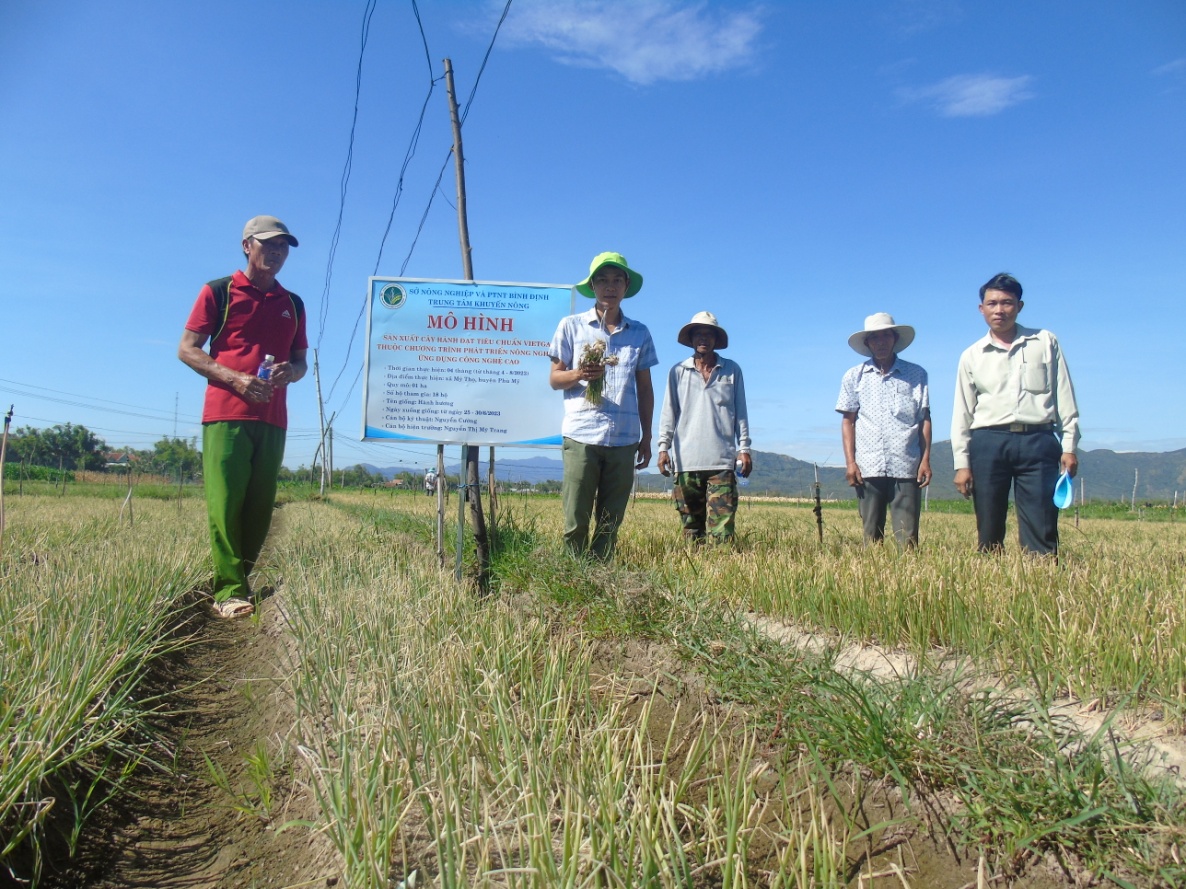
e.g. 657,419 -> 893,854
951,325 -> 1080,471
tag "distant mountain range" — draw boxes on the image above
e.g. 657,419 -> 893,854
730,444 -> 1186,503
362,444 -> 1186,502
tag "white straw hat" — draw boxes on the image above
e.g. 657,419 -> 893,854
847,313 -> 914,356
677,311 -> 728,349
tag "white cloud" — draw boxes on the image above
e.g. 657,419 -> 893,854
899,73 -> 1035,117
887,0 -> 964,36
496,0 -> 763,86
1152,57 -> 1186,92
1152,58 -> 1186,77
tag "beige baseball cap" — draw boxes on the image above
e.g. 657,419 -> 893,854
242,215 -> 298,247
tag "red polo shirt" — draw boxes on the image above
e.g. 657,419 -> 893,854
185,270 -> 308,429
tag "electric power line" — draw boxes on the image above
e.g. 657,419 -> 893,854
400,151 -> 453,275
2,415 -> 192,443
397,0 -> 513,274
320,0 -> 513,440
410,0 -> 434,74
332,364 -> 366,424
0,378 -> 197,426
323,0 -> 511,407
461,0 -> 513,124
322,0 -> 438,407
316,0 -> 380,350
325,87 -> 439,406
371,87 -> 437,279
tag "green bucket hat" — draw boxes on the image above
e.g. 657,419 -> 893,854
574,251 -> 644,299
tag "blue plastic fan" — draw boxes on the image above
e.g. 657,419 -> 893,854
1053,470 -> 1074,509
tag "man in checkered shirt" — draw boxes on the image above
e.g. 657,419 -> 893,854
836,313 -> 932,547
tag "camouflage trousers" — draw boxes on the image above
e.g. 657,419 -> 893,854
672,469 -> 738,543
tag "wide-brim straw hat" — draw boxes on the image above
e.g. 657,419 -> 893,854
677,311 -> 729,349
847,313 -> 915,356
574,251 -> 644,298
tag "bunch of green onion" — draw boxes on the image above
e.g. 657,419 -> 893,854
580,339 -> 618,405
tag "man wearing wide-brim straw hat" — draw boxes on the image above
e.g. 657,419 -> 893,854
548,252 -> 658,560
835,312 -> 931,547
657,312 -> 752,545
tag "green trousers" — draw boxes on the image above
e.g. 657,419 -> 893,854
561,437 -> 637,560
202,421 -> 286,602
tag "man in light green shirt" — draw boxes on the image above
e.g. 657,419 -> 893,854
951,273 -> 1079,554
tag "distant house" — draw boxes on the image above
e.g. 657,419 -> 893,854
104,452 -> 133,469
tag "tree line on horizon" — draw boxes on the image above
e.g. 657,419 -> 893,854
2,423 -> 203,482
5,423 -> 1182,502
0,422 -> 560,492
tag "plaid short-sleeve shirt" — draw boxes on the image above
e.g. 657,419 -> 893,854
549,307 -> 658,447
835,357 -> 929,479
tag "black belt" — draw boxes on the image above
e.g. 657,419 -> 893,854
978,422 -> 1054,434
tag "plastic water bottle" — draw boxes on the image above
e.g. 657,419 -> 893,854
257,354 -> 275,380
736,458 -> 750,487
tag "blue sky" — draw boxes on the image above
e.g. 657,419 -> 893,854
2,0 -> 1183,480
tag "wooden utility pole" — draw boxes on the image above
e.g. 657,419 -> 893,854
0,405 -> 12,554
119,466 -> 134,526
445,59 -> 474,278
436,444 -> 446,566
444,57 -> 491,589
313,349 -> 329,496
812,463 -> 824,544
488,446 -> 497,534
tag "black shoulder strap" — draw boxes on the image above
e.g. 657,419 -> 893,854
206,276 -> 234,345
288,292 -> 305,325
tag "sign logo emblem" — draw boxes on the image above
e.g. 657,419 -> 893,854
380,283 -> 407,310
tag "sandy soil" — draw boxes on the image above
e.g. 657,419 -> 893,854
26,592 -> 1174,888
745,612 -> 1186,787
38,594 -> 340,889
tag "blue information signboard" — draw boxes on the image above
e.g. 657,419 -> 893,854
362,277 -> 574,446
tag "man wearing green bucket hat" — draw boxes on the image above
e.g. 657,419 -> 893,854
549,252 -> 658,560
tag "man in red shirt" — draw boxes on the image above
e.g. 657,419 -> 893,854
179,216 -> 308,618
